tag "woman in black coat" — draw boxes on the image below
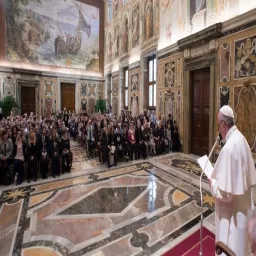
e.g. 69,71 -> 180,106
26,131 -> 39,183
60,130 -> 72,173
49,129 -> 60,177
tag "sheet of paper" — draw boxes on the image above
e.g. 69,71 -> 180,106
197,155 -> 214,179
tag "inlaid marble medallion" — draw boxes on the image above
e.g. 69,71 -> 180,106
157,154 -> 208,181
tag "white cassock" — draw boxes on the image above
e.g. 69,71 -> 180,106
211,125 -> 256,256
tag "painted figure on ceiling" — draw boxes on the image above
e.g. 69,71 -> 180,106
145,0 -> 153,40
108,33 -> 112,63
132,6 -> 140,48
113,0 -> 123,17
122,17 -> 129,54
190,0 -> 206,22
114,25 -> 120,59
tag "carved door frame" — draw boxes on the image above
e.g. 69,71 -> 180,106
57,78 -> 79,112
17,80 -> 40,117
183,51 -> 217,155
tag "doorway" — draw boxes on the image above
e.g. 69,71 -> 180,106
190,67 -> 210,156
21,86 -> 35,115
61,83 -> 76,111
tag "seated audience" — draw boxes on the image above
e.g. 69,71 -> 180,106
60,130 -> 72,173
0,131 -> 13,185
26,131 -> 39,183
13,132 -> 26,185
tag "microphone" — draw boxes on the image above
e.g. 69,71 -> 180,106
199,135 -> 220,256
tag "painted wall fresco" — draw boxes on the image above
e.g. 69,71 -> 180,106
132,5 -> 140,48
154,0 -> 160,35
158,0 -> 256,50
144,0 -> 153,41
122,16 -> 129,54
5,0 -> 100,71
113,0 -> 123,18
114,25 -> 120,59
107,32 -> 113,63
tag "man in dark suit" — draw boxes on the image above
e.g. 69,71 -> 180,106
38,126 -> 49,179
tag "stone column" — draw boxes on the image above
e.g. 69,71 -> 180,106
119,68 -> 125,110
140,57 -> 148,111
106,74 -> 111,107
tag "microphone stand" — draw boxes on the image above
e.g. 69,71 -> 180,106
199,138 -> 219,256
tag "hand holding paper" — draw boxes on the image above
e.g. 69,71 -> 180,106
197,155 -> 214,179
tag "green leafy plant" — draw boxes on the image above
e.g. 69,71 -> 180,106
95,97 -> 106,113
0,96 -> 16,117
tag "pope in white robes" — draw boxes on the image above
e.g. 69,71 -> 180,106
210,105 -> 256,256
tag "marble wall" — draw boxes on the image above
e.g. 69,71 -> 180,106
105,0 -> 256,157
0,72 -> 104,116
217,26 -> 256,156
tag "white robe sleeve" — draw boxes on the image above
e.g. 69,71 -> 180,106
210,179 -> 233,203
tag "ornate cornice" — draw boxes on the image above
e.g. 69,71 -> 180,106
222,8 -> 256,33
157,43 -> 180,60
129,61 -> 140,71
177,23 -> 222,50
112,71 -> 119,77
0,68 -> 105,81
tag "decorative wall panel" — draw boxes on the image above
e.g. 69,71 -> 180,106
157,52 -> 183,141
219,43 -> 231,82
164,62 -> 175,87
129,67 -> 140,117
234,84 -> 256,153
40,77 -> 57,118
112,75 -> 119,116
234,35 -> 256,79
78,81 -> 104,114
3,77 -> 16,96
219,86 -> 230,107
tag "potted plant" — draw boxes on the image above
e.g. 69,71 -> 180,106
0,95 -> 19,117
95,97 -> 107,114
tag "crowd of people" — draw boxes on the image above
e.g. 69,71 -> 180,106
0,108 -> 181,186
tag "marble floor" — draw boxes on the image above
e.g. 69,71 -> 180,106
0,143 -> 218,256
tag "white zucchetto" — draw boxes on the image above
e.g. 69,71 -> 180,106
220,105 -> 234,119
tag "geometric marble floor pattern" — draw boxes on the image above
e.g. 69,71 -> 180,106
0,161 -> 215,256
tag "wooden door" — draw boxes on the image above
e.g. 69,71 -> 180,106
61,83 -> 75,111
191,68 -> 210,156
21,86 -> 35,115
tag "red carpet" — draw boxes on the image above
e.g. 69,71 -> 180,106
163,227 -> 215,256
